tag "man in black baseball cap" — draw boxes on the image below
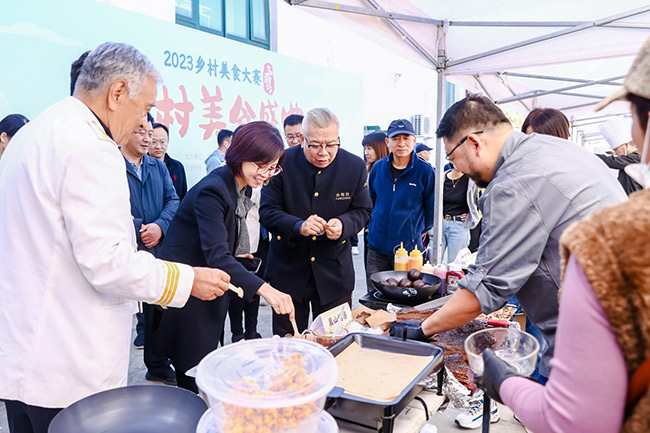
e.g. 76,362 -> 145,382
365,118 -> 435,291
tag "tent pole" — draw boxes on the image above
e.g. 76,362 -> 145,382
431,34 -> 447,265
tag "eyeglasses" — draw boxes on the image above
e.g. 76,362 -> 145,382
151,139 -> 168,146
133,128 -> 153,139
285,134 -> 302,142
446,130 -> 483,158
252,162 -> 283,177
305,138 -> 341,152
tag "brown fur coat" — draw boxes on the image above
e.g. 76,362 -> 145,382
560,189 -> 650,433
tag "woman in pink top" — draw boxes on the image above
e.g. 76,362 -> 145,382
476,38 -> 650,433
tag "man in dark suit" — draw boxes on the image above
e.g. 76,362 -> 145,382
260,107 -> 372,335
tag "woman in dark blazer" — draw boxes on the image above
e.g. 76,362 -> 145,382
151,121 -> 294,392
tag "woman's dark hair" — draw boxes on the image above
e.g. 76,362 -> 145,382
362,131 -> 389,173
628,93 -> 650,132
521,108 -> 570,139
226,121 -> 284,177
0,114 -> 29,138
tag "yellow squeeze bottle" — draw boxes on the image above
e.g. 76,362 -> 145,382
394,242 -> 409,271
408,245 -> 423,271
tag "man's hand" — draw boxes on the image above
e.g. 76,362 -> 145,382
460,213 -> 468,222
257,283 -> 295,319
389,320 -> 430,341
474,348 -> 523,403
325,218 -> 343,240
299,214 -> 327,236
190,267 -> 230,301
140,223 -> 163,248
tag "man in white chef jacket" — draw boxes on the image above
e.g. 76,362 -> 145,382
0,42 -> 230,433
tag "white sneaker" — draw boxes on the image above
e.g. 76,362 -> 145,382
455,399 -> 499,429
352,246 -> 360,255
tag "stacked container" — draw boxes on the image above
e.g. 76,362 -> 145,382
195,339 -> 339,433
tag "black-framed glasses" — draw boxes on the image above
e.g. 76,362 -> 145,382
252,162 -> 282,177
446,130 -> 483,158
305,138 -> 341,152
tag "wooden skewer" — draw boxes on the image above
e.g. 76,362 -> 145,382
228,283 -> 244,298
290,317 -> 300,337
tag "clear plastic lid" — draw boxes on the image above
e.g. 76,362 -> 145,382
196,338 -> 338,408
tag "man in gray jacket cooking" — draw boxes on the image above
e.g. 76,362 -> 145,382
395,95 -> 626,384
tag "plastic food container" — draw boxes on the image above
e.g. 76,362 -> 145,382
464,328 -> 540,377
304,326 -> 348,348
195,406 -> 339,433
196,339 -> 338,433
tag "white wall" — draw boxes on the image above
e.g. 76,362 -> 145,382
95,0 -> 175,22
274,1 -> 438,134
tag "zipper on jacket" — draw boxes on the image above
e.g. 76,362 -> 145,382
393,179 -> 396,192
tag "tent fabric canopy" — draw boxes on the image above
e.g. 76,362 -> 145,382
287,0 -> 650,120
286,0 -> 650,262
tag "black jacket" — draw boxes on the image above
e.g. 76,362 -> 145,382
164,153 -> 188,201
151,166 -> 262,372
260,146 -> 371,304
596,151 -> 642,195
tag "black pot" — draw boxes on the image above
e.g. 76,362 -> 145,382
370,270 -> 445,303
48,385 -> 207,433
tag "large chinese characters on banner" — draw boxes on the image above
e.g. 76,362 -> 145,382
0,0 -> 363,188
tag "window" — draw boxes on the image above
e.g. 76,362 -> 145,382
176,0 -> 270,50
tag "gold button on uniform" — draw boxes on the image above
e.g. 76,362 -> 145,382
314,192 -> 319,197
312,236 -> 317,241
318,170 -> 322,175
342,240 -> 346,244
311,257 -> 316,262
276,235 -> 281,240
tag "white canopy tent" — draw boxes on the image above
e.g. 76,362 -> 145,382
284,0 -> 650,262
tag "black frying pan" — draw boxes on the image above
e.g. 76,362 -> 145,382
370,270 -> 445,303
48,385 -> 207,433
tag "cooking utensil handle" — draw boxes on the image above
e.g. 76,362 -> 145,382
482,394 -> 491,433
290,317 -> 300,336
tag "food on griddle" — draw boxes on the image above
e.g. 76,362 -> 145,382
407,269 -> 421,281
222,353 -> 318,432
412,279 -> 426,289
398,278 -> 412,288
386,278 -> 399,287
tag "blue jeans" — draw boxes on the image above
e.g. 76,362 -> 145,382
441,219 -> 470,264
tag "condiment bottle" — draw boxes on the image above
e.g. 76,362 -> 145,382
432,263 -> 447,280
408,245 -> 423,271
446,263 -> 465,294
421,262 -> 435,275
394,242 -> 408,271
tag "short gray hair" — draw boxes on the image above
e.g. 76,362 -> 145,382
303,107 -> 339,136
75,42 -> 160,99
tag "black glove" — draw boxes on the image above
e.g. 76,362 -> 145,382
474,348 -> 521,403
389,320 -> 429,341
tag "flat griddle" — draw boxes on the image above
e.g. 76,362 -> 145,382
326,334 -> 444,433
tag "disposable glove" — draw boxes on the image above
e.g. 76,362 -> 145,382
474,348 -> 521,403
389,320 -> 429,341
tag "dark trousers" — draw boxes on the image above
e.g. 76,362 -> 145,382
365,247 -> 394,293
143,303 -> 174,379
272,276 -> 352,336
228,295 -> 261,341
227,238 -> 268,340
4,400 -> 61,433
